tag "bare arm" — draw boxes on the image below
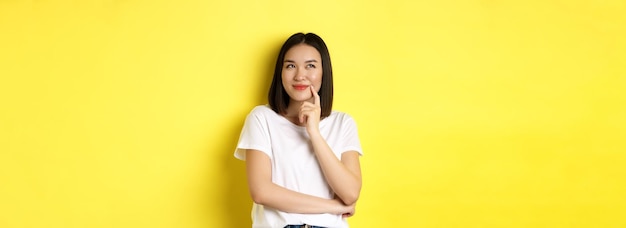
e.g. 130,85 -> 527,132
299,86 -> 363,205
245,149 -> 354,215
309,134 -> 362,205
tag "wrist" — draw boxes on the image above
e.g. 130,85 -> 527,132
329,198 -> 346,214
307,128 -> 322,140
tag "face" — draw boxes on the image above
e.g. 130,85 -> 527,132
281,44 -> 323,103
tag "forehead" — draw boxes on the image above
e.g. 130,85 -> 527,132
284,44 -> 321,61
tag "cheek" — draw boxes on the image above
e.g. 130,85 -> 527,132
313,72 -> 323,86
281,72 -> 290,84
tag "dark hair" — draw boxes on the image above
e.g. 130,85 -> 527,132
268,33 -> 334,118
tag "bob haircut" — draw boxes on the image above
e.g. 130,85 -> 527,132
268,32 -> 334,118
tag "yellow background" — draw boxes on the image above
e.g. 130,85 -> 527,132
1,0 -> 625,227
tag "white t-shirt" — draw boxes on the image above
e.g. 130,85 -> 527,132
234,105 -> 363,228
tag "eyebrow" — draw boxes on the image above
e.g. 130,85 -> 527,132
284,59 -> 319,63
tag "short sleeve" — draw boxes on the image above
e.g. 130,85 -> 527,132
234,107 -> 273,160
340,114 -> 363,156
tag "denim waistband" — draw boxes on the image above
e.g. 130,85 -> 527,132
284,225 -> 326,228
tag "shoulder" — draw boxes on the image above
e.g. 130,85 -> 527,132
329,110 -> 354,119
326,110 -> 358,125
245,105 -> 281,124
248,105 -> 276,117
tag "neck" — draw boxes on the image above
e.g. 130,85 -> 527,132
283,98 -> 314,117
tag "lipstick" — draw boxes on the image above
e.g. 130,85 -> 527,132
293,85 -> 309,91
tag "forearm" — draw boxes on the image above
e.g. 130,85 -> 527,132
309,132 -> 362,205
245,149 -> 349,215
251,182 -> 347,214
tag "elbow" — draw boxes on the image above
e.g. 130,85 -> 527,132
340,191 -> 360,206
249,187 -> 272,205
343,196 -> 359,206
248,180 -> 275,205
250,190 -> 266,205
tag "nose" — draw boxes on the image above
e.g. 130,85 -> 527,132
294,68 -> 306,81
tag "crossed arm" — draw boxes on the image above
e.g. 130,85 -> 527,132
246,85 -> 362,215
245,148 -> 361,215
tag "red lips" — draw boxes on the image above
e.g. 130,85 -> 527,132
293,85 -> 309,90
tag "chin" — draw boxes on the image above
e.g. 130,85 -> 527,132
290,95 -> 312,102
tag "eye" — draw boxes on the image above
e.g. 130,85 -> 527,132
306,64 -> 316,68
285,64 -> 295,69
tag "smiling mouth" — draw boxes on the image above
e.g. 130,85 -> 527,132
293,85 -> 309,90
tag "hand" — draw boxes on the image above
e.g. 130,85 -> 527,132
331,198 -> 356,218
299,85 -> 321,134
342,202 -> 356,218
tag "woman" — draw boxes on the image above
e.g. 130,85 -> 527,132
234,33 -> 363,228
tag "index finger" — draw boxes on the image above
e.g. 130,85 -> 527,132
311,85 -> 320,105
